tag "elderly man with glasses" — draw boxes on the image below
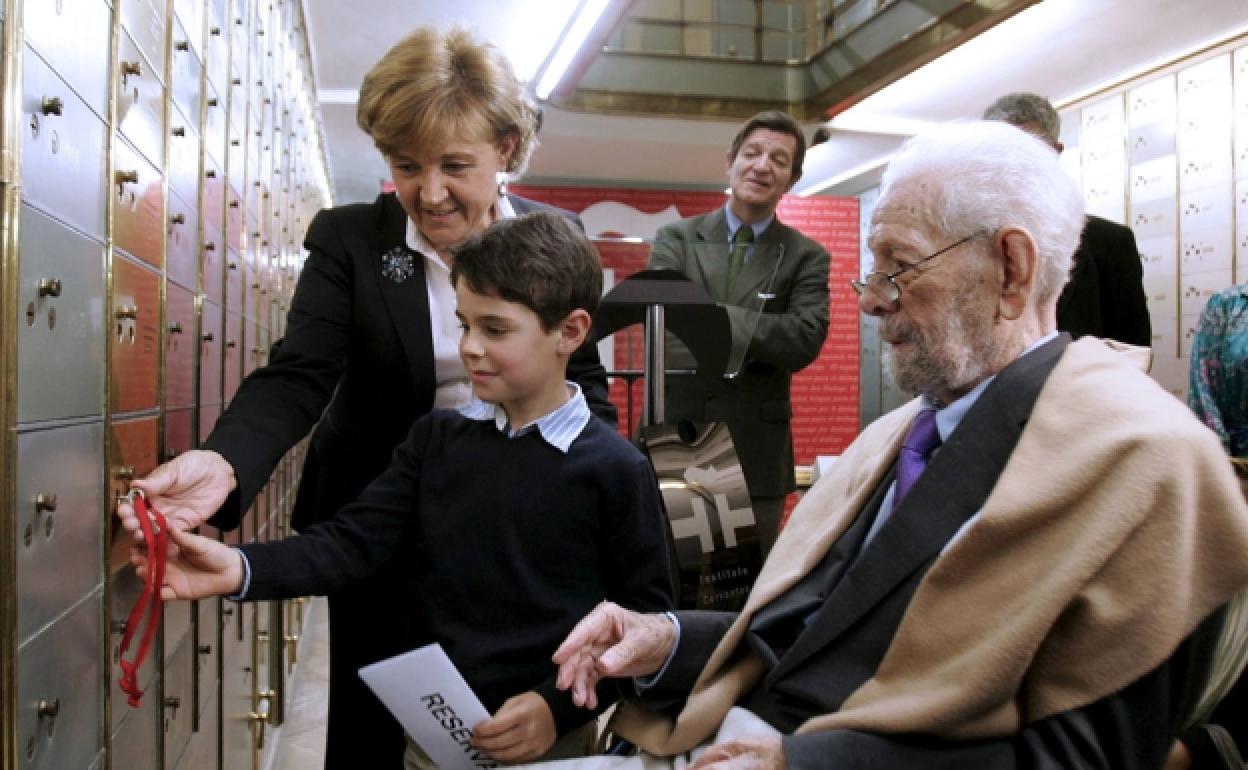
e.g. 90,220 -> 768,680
542,121 -> 1248,770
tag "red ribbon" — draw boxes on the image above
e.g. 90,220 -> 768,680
117,491 -> 169,707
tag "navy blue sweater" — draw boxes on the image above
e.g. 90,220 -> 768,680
240,409 -> 673,734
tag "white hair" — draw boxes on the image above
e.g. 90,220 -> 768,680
879,120 -> 1085,306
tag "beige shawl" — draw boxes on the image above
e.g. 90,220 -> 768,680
615,337 -> 1248,754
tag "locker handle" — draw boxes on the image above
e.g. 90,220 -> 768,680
34,493 -> 58,513
204,242 -> 216,251
40,96 -> 64,116
168,321 -> 184,334
175,40 -> 190,52
228,262 -> 238,270
249,697 -> 272,749
225,340 -> 237,349
172,126 -> 186,137
37,699 -> 59,719
170,212 -> 186,225
201,332 -> 215,342
210,26 -> 222,36
115,305 -> 138,320
115,170 -> 139,186
114,466 -> 135,480
38,278 -> 62,297
205,169 -> 217,178
207,97 -> 220,107
121,60 -> 142,77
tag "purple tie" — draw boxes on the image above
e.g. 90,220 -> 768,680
894,408 -> 941,506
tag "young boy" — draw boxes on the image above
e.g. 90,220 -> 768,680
124,211 -> 673,767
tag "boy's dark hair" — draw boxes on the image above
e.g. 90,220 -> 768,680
451,211 -> 602,330
728,110 -> 807,182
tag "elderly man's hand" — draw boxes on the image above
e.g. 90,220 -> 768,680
688,737 -> 785,770
117,450 -> 237,537
552,602 -> 677,709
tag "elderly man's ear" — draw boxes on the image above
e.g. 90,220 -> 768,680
996,228 -> 1038,321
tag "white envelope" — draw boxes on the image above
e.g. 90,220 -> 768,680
359,644 -> 498,770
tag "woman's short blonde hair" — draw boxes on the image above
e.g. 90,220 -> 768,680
357,26 -> 538,177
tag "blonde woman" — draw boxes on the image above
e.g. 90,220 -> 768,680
120,27 -> 614,768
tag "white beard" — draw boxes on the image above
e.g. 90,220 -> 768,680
882,277 -> 1002,401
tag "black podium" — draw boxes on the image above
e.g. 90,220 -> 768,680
595,269 -> 763,611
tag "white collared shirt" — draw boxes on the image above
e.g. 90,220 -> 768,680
457,382 -> 591,453
404,195 -> 518,409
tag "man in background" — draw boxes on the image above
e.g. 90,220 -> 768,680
984,91 -> 1152,347
648,110 -> 830,556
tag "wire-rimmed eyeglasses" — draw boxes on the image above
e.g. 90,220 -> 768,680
850,232 -> 985,304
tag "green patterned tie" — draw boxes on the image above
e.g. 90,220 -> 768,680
727,225 -> 754,291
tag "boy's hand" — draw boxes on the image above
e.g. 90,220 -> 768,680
131,525 -> 245,600
472,691 -> 557,763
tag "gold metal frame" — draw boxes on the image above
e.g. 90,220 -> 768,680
1,1 -> 25,766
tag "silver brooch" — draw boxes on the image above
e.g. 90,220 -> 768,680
380,247 -> 416,283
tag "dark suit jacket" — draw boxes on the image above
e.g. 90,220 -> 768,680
1057,215 -> 1151,346
203,192 -> 615,531
647,336 -> 1210,769
648,208 -> 830,497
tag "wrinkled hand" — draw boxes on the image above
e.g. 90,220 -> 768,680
688,737 -> 785,770
552,601 -> 677,709
131,525 -> 244,600
471,691 -> 556,764
117,450 -> 237,536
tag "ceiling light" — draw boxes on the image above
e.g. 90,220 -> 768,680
536,0 -> 610,100
797,155 -> 893,197
827,115 -> 935,136
506,0 -> 581,82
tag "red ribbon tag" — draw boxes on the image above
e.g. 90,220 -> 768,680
117,491 -> 169,707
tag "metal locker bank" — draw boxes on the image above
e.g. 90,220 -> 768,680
0,0 -> 331,767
